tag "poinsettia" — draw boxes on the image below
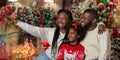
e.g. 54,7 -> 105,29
17,7 -> 56,27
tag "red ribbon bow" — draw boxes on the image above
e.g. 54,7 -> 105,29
71,23 -> 77,29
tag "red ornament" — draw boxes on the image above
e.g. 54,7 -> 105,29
98,2 -> 105,9
106,17 -> 114,26
70,8 -> 74,13
108,17 -> 114,23
112,26 -> 120,38
107,22 -> 111,26
110,0 -> 118,6
108,2 -> 116,11
18,7 -> 22,11
41,42 -> 50,50
40,14 -> 44,22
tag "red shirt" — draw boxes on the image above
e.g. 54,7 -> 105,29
57,43 -> 85,60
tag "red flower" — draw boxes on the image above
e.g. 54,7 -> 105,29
98,2 -> 105,9
108,17 -> 114,23
108,2 -> 116,11
40,14 -> 44,22
18,7 -> 22,11
27,16 -> 30,23
3,6 -> 11,12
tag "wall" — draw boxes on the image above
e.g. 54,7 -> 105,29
36,0 -> 63,13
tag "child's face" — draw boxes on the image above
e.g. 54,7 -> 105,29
68,28 -> 79,42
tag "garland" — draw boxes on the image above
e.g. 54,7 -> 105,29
0,5 -> 56,38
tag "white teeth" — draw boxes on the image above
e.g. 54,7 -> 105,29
59,24 -> 63,26
81,23 -> 85,27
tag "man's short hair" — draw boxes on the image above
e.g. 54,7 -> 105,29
84,8 -> 99,19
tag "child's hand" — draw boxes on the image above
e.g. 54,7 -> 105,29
41,42 -> 50,50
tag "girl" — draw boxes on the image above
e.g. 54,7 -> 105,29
57,23 -> 87,60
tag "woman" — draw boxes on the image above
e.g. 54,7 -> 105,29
10,9 -> 73,60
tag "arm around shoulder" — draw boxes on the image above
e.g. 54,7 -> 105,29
98,29 -> 111,60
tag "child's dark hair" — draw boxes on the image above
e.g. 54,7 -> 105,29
63,23 -> 87,43
84,8 -> 99,19
52,9 -> 73,50
18,32 -> 37,47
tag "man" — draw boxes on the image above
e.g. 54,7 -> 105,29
78,8 -> 110,60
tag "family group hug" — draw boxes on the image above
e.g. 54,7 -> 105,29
10,8 -> 110,60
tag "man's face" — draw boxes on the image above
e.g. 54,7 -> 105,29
78,12 -> 94,27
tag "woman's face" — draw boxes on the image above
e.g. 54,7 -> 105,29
68,28 -> 79,42
56,12 -> 70,29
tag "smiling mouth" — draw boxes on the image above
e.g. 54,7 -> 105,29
59,24 -> 62,25
59,23 -> 64,26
